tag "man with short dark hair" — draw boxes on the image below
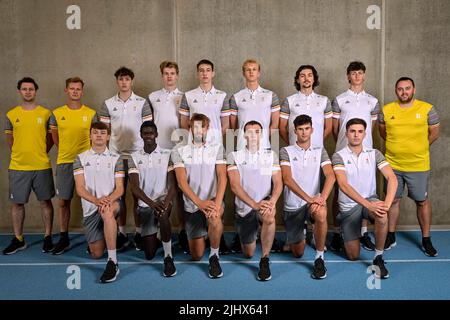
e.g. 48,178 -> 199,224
98,67 -> 153,252
379,77 -> 440,256
3,77 -> 55,255
332,118 -> 397,279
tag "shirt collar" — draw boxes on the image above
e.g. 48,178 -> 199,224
294,143 -> 312,152
89,147 -> 110,156
298,91 -> 315,98
114,92 -> 136,103
345,145 -> 368,155
246,85 -> 262,95
198,86 -> 215,95
347,89 -> 366,96
162,87 -> 180,95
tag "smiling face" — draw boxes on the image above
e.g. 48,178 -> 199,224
297,68 -> 315,90
141,126 -> 158,146
396,80 -> 416,104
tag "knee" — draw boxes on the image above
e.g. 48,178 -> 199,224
90,251 -> 103,259
292,251 -> 304,259
314,210 -> 327,224
376,214 -> 388,226
416,199 -> 429,207
39,200 -> 52,209
208,216 -> 222,228
191,254 -> 202,261
243,252 -> 253,259
262,215 -> 275,226
145,252 -> 155,260
346,253 -> 359,261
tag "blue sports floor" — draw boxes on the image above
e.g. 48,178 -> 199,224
0,231 -> 449,300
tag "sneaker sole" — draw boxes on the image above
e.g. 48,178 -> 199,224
257,275 -> 272,281
208,272 -> 223,279
361,245 -> 375,251
42,246 -> 55,253
163,270 -> 177,277
116,241 -> 130,252
311,273 -> 327,280
100,268 -> 120,283
52,245 -> 71,255
372,266 -> 389,279
422,247 -> 438,257
4,244 -> 27,255
384,242 -> 397,251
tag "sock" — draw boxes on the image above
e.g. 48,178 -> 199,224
209,247 -> 219,259
135,227 -> 142,234
374,249 -> 383,259
422,236 -> 430,243
118,226 -> 126,235
315,250 -> 324,260
108,250 -> 117,264
16,234 -> 24,242
163,240 -> 172,258
60,231 -> 69,239
361,226 -> 367,236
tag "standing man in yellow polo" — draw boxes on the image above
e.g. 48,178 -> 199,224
3,77 -> 55,255
379,77 -> 440,256
50,77 -> 97,255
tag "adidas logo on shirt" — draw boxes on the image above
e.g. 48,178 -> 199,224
15,118 -> 20,123
156,99 -> 161,102
113,107 -> 118,111
61,117 -> 66,120
293,157 -> 298,161
390,116 -> 395,120
138,160 -> 143,164
85,162 -> 91,166
242,98 -> 247,102
345,100 -> 350,104
193,99 -> 198,103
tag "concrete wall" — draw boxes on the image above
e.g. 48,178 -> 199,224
1,0 -> 449,232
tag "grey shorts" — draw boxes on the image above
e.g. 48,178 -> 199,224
83,204 -> 121,244
55,163 -> 75,200
138,206 -> 158,237
185,210 -> 208,240
283,205 -> 310,245
386,170 -> 429,202
8,169 -> 55,204
83,212 -> 105,244
235,210 -> 262,245
337,197 -> 378,242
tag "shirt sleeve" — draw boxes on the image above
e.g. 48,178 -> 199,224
272,151 -> 281,171
226,152 -> 237,171
320,148 -> 332,167
332,152 -> 346,172
98,102 -> 111,124
229,95 -> 238,116
179,94 -> 190,117
324,98 -> 333,119
371,101 -> 380,121
428,106 -> 440,126
49,113 -> 57,129
114,156 -> 125,178
331,98 -> 341,119
280,98 -> 290,120
378,108 -> 385,124
279,147 -> 290,166
170,147 -> 184,168
271,92 -> 281,112
220,93 -> 231,117
73,155 -> 84,176
142,99 -> 153,122
375,149 -> 389,170
128,156 -> 138,174
4,115 -> 13,134
216,144 -> 226,164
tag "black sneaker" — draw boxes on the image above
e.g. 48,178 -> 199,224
3,237 -> 27,255
163,256 -> 177,277
230,234 -> 242,253
360,232 -> 376,251
329,233 -> 343,251
372,255 -> 389,279
42,235 -> 54,253
270,238 -> 282,253
257,256 -> 272,281
219,234 -> 231,255
100,259 -> 120,283
116,232 -> 129,251
311,257 -> 327,279
178,229 -> 190,254
384,232 -> 397,250
422,238 -> 438,257
52,237 -> 70,255
208,254 -> 223,278
134,232 -> 142,251
86,245 -> 91,255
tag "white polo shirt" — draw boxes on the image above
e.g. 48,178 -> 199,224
148,88 -> 183,149
98,92 -> 153,155
179,86 -> 230,144
73,148 -> 125,218
332,146 -> 389,211
229,86 -> 280,148
332,89 -> 379,152
128,146 -> 173,207
280,91 -> 332,147
227,148 -> 280,217
171,142 -> 226,213
280,144 -> 331,211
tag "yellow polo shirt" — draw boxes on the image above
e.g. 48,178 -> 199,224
5,106 -> 52,170
380,99 -> 439,172
50,105 -> 96,164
